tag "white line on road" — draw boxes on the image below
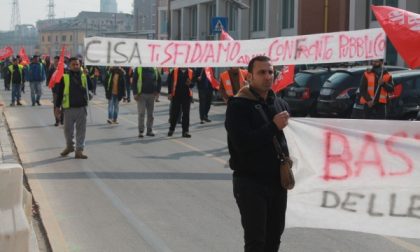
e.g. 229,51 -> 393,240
83,165 -> 173,252
385,237 -> 420,252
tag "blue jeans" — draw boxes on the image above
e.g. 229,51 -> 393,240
125,81 -> 131,101
108,95 -> 120,120
11,83 -> 22,104
30,82 -> 43,104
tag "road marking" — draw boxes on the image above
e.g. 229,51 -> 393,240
92,98 -> 228,166
170,138 -> 226,165
83,166 -> 173,252
384,236 -> 420,252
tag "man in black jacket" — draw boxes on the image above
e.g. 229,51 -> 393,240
225,56 -> 290,252
55,57 -> 91,159
167,68 -> 194,138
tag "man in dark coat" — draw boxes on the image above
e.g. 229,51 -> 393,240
225,55 -> 290,252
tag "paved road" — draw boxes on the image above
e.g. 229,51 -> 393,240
1,81 -> 419,252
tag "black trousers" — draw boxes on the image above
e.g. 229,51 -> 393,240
169,97 -> 191,133
233,176 -> 287,252
366,103 -> 387,120
198,89 -> 213,120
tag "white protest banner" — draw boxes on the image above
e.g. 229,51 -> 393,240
285,118 -> 420,238
84,28 -> 385,67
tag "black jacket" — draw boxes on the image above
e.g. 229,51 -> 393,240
104,68 -> 126,101
167,69 -> 194,99
225,86 -> 290,183
55,70 -> 92,108
132,67 -> 162,94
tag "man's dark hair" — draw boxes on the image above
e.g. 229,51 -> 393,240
69,57 -> 79,62
54,56 -> 60,60
247,55 -> 272,73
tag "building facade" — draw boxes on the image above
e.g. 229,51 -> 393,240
37,12 -> 134,57
0,24 -> 39,57
157,0 -> 420,66
134,0 -> 158,33
101,0 -> 118,13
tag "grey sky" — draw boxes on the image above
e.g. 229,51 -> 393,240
0,0 -> 133,31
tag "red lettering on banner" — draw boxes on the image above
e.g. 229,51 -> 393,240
322,130 -> 417,181
204,44 -> 215,63
339,33 -> 385,60
385,132 -> 413,176
354,134 -> 386,177
161,42 -> 174,65
158,41 -> 241,65
323,131 -> 353,181
268,39 -> 296,62
148,44 -> 160,62
190,43 -> 203,63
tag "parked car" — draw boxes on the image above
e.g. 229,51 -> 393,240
351,69 -> 420,120
282,69 -> 336,117
316,66 -> 407,117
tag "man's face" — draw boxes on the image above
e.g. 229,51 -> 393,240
33,57 -> 39,63
372,60 -> 382,68
229,67 -> 239,73
69,60 -> 80,72
250,60 -> 274,92
53,58 -> 59,67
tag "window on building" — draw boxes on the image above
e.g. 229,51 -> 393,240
70,35 -> 72,41
282,0 -> 295,29
48,36 -> 51,42
42,36 -> 44,42
371,0 -> 398,21
62,35 -> 66,42
160,10 -> 167,33
252,0 -> 266,32
55,36 -> 58,42
190,6 -> 198,39
228,2 -> 238,32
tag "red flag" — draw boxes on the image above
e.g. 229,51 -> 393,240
220,28 -> 234,41
204,67 -> 220,90
18,47 -> 30,66
272,65 -> 295,93
200,28 -> 232,90
49,46 -> 66,89
371,5 -> 420,68
0,46 -> 14,61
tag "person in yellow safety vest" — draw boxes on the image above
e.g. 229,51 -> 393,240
359,59 -> 394,120
167,67 -> 194,138
133,67 -> 161,138
55,57 -> 92,159
219,67 -> 249,103
8,57 -> 25,106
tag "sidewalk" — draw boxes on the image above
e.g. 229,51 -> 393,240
0,81 -> 40,252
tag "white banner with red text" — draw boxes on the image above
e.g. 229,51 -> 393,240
285,118 -> 420,238
84,28 -> 386,67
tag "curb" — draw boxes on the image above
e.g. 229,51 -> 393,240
0,91 -> 39,252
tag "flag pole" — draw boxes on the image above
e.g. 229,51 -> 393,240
83,50 -> 93,124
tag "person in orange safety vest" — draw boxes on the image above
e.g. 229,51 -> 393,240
219,67 -> 248,103
167,68 -> 194,138
358,59 -> 394,119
